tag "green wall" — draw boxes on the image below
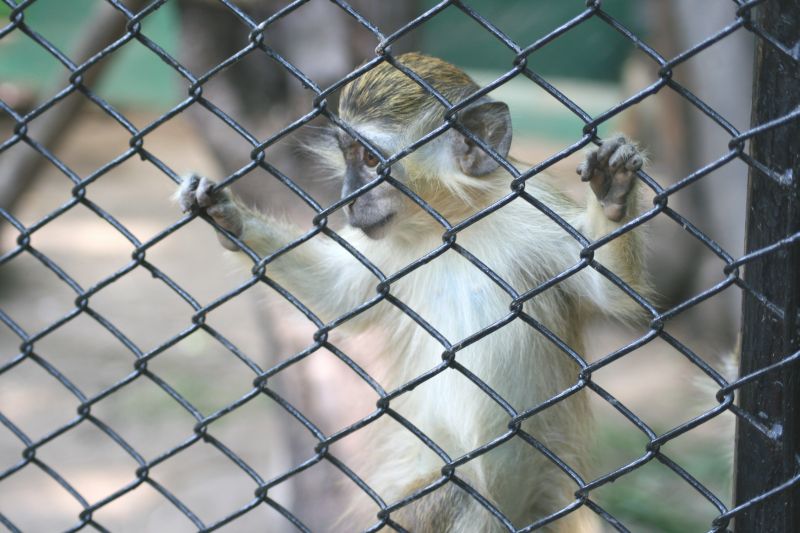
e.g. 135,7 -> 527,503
0,0 -> 180,107
0,1 -> 642,109
421,0 -> 642,81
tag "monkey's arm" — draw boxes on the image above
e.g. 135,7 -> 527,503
570,137 -> 650,320
176,175 -> 374,322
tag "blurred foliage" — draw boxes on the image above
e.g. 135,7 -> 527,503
422,0 -> 645,81
0,0 -> 180,106
0,0 -> 643,110
595,419 -> 732,532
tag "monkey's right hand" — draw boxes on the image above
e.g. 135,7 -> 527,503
176,174 -> 244,251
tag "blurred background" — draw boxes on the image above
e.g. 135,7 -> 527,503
0,0 -> 753,531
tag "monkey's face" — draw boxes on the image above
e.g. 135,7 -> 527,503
337,132 -> 404,240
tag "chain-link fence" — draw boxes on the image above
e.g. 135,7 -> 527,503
0,0 -> 798,531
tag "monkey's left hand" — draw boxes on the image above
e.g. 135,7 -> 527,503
577,136 -> 643,222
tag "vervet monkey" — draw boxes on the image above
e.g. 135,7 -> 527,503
176,53 -> 648,532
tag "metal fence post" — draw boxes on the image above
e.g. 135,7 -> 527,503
734,0 -> 800,530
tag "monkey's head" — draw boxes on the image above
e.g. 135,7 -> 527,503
326,53 -> 512,239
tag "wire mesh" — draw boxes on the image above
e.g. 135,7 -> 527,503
0,0 -> 798,531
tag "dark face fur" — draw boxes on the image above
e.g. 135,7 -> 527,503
337,133 -> 400,239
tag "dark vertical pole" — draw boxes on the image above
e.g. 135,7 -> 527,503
734,0 -> 800,531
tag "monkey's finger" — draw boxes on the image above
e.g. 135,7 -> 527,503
579,150 -> 598,182
596,136 -> 626,165
177,174 -> 201,212
196,177 -> 221,208
625,153 -> 644,172
607,142 -> 639,174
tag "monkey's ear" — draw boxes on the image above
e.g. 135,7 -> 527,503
453,101 -> 512,176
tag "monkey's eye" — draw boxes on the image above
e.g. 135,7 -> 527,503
363,151 -> 380,168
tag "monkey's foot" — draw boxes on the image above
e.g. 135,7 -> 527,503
176,174 -> 244,250
577,136 -> 643,222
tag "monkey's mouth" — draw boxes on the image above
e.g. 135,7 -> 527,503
351,213 -> 395,239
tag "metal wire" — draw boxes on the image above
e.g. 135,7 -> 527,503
0,0 -> 798,531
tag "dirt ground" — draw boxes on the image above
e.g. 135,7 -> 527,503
0,110 -> 734,532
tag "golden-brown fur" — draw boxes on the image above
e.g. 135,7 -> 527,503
341,53 -> 478,128
175,53 -> 650,532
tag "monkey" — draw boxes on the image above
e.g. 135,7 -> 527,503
175,53 -> 648,532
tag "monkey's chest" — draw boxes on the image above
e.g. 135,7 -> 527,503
397,266 -> 512,343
